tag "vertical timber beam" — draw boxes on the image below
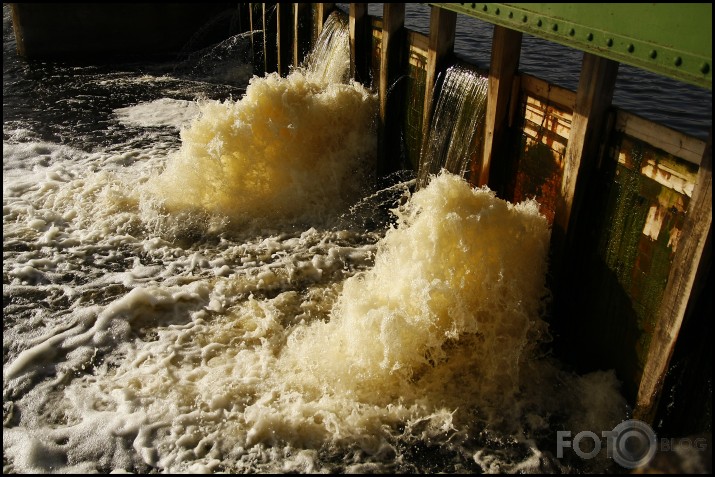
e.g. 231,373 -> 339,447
316,3 -> 335,41
475,26 -> 522,189
249,3 -> 265,76
349,3 -> 370,85
263,3 -> 278,74
276,3 -> 293,76
10,4 -> 26,57
635,130 -> 712,424
422,6 -> 457,151
237,3 -> 251,33
378,3 -> 406,176
552,53 -> 619,266
293,3 -> 312,67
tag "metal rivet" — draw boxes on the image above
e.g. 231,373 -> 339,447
627,44 -> 635,53
537,19 -> 542,27
649,50 -> 657,59
606,38 -> 613,47
569,28 -> 576,36
587,33 -> 593,41
674,56 -> 682,67
701,63 -> 710,74
552,23 -> 558,31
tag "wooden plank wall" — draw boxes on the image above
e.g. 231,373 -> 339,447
505,74 -> 575,224
557,125 -> 704,401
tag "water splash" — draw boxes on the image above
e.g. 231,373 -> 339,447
417,66 -> 488,189
304,11 -> 351,85
176,31 -> 255,86
143,12 -> 377,233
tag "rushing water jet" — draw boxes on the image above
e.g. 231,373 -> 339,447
417,65 -> 488,190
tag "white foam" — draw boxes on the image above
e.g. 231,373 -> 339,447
114,98 -> 200,129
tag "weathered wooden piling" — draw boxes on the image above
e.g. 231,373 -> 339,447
262,3 -> 278,74
477,25 -> 522,190
293,3 -> 313,68
377,3 -> 406,175
635,129 -> 712,422
249,3 -> 264,75
315,3 -> 335,41
349,3 -> 370,84
422,6 -> 456,157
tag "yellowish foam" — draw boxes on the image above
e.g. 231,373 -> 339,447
278,172 -> 552,412
146,71 -> 378,229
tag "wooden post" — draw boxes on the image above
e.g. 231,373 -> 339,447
293,3 -> 312,67
476,25 -> 522,188
10,4 -> 26,57
552,53 -> 619,264
263,3 -> 278,74
237,3 -> 251,33
249,3 -> 265,76
634,130 -> 712,424
316,3 -> 335,41
377,3 -> 406,176
349,3 -> 370,85
277,3 -> 293,75
422,6 -> 457,152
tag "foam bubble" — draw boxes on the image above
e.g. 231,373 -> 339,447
114,98 -> 200,129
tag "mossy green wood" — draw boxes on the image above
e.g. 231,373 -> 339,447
563,133 -> 696,400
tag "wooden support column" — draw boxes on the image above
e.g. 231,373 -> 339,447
237,3 -> 251,33
249,3 -> 265,76
475,26 -> 522,189
263,3 -> 278,74
316,3 -> 335,41
422,6 -> 457,145
293,3 -> 312,67
377,3 -> 406,176
349,3 -> 370,85
552,53 -> 619,265
635,130 -> 712,424
10,5 -> 26,57
276,3 -> 293,75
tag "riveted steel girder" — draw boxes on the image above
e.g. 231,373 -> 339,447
430,3 -> 712,90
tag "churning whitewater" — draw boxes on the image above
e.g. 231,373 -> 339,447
3,10 -> 628,474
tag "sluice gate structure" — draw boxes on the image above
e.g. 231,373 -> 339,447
10,3 -> 712,437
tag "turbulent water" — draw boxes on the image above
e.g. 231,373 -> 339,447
416,66 -> 488,190
3,7 -> 632,474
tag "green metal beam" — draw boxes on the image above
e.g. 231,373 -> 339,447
430,3 -> 712,90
